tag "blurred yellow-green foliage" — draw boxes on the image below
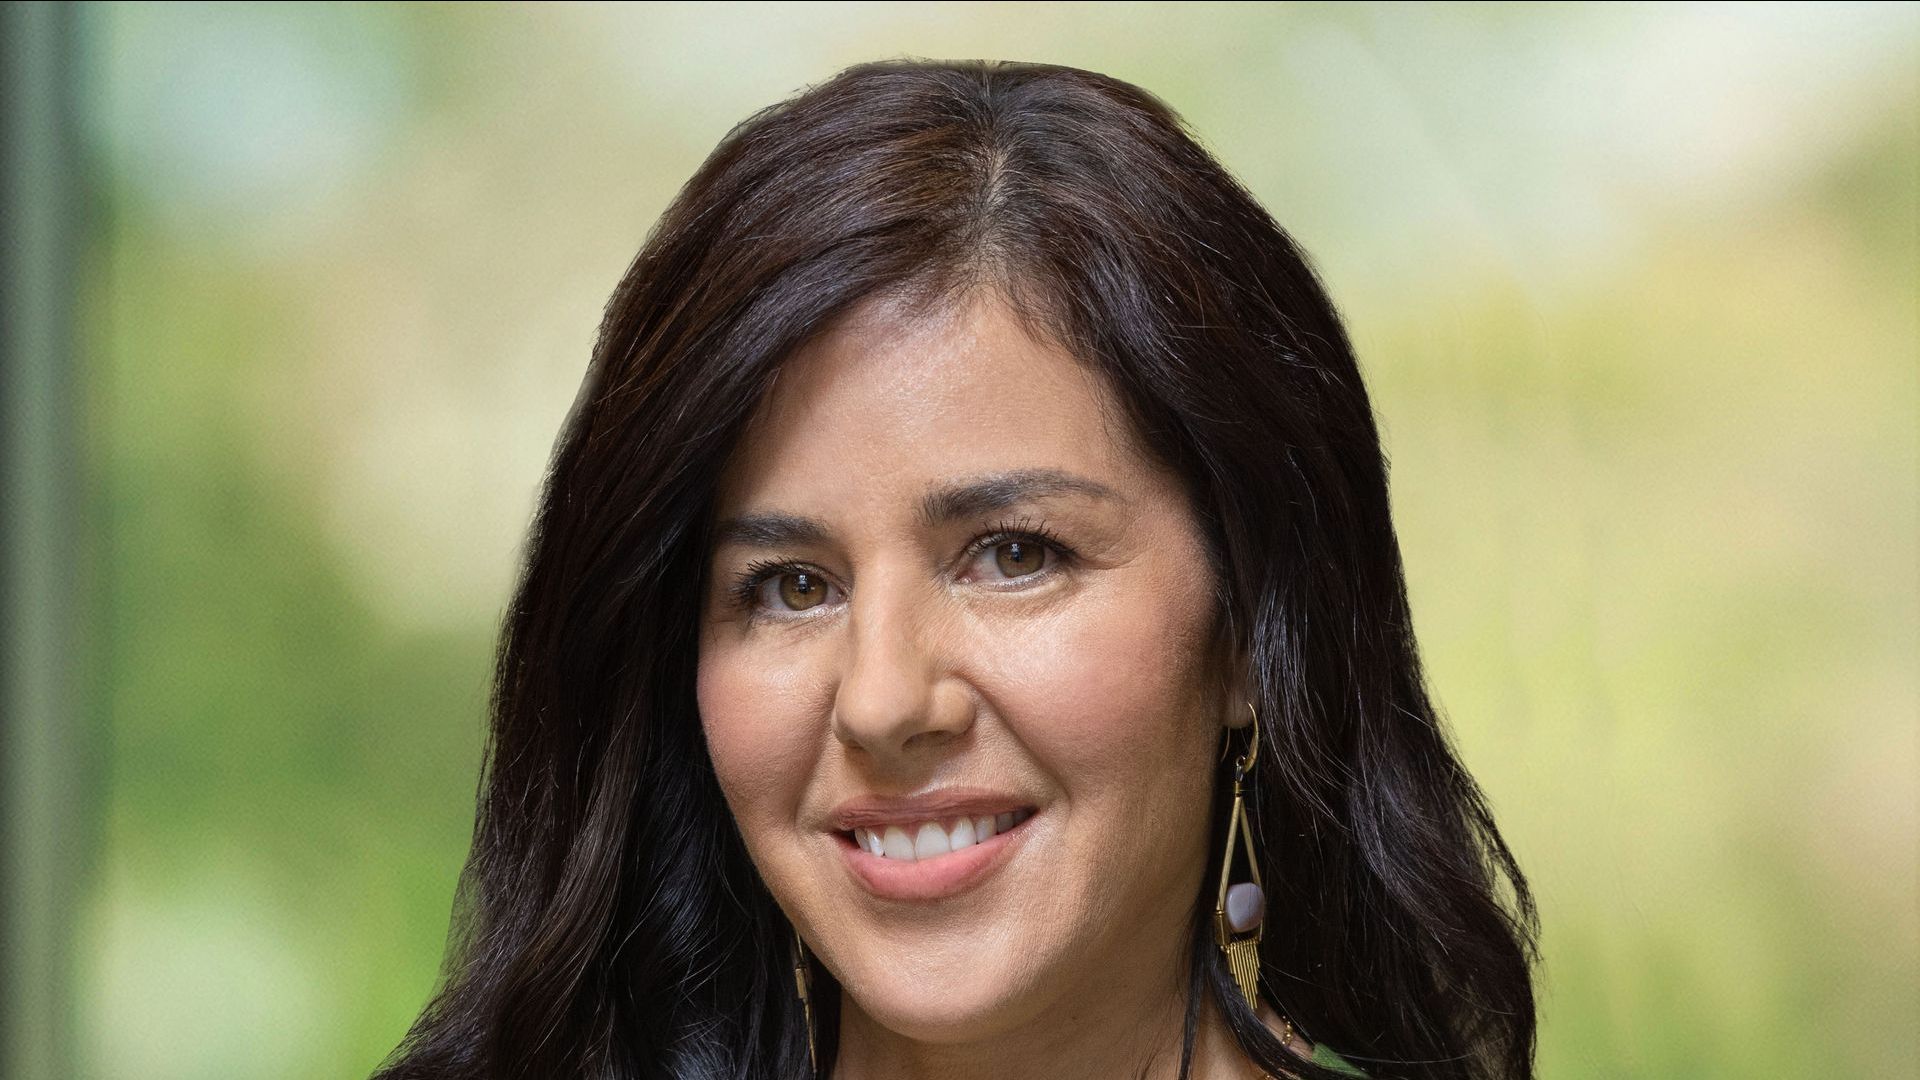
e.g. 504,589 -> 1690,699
58,3 -> 1917,1077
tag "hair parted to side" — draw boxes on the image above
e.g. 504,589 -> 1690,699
371,57 -> 1540,1080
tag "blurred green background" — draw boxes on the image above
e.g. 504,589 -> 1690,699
5,2 -> 1915,1077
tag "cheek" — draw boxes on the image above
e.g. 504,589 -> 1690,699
696,636 -> 818,838
986,566 -> 1219,805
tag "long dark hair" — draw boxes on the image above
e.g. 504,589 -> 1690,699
372,57 -> 1539,1080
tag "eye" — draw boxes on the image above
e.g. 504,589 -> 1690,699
971,535 -> 1051,581
723,517 -> 1076,623
960,517 -> 1074,586
771,569 -> 832,611
730,560 -> 839,617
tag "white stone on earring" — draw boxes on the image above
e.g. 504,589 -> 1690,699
1225,881 -> 1265,933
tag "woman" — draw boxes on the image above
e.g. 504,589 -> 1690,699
373,59 -> 1539,1080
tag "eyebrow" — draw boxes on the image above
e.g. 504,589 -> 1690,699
711,468 -> 1123,551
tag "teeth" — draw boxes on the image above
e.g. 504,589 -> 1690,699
852,809 -> 1033,863
913,822 -> 951,859
881,825 -> 914,860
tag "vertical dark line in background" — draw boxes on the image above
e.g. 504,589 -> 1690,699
1,3 -> 89,1079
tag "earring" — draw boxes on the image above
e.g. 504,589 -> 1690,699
791,925 -> 818,1074
1215,701 -> 1265,1008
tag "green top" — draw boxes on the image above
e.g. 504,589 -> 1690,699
1256,1038 -> 1369,1077
1308,1040 -> 1368,1077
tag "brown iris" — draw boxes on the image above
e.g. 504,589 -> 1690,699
994,539 -> 1046,578
778,571 -> 828,611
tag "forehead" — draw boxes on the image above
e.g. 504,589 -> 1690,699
714,290 -> 1156,515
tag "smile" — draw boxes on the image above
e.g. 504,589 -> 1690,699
846,808 -> 1036,862
834,807 -> 1039,902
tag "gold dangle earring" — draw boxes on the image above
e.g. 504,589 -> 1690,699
1215,701 -> 1266,1008
791,926 -> 818,1074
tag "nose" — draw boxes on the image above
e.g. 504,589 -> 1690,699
830,563 -> 973,762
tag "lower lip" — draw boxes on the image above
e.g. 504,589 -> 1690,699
836,814 -> 1037,902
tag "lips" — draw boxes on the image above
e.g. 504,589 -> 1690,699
828,786 -> 1037,831
826,787 -> 1040,902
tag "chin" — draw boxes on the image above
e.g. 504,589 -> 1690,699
835,945 -> 1043,1043
846,984 -> 1012,1043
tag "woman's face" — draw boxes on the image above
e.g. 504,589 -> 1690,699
697,289 -> 1246,1044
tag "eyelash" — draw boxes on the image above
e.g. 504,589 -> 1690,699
725,516 -> 1075,622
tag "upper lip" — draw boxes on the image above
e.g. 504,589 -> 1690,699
826,786 -> 1037,831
